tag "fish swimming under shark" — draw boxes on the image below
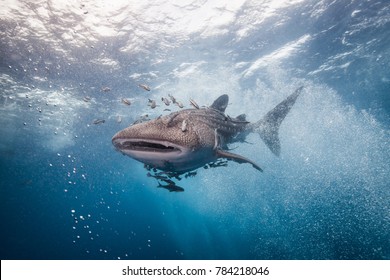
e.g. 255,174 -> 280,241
112,86 -> 303,186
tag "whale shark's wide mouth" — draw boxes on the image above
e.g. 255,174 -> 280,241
113,138 -> 182,154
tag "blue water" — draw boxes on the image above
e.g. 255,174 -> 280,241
1,0 -> 389,260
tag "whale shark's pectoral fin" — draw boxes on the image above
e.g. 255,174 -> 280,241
216,149 -> 263,172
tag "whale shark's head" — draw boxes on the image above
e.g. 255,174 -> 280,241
112,111 -> 215,172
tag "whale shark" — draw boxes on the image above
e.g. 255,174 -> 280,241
112,86 -> 303,189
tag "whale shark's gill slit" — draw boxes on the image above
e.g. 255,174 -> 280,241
124,141 -> 178,152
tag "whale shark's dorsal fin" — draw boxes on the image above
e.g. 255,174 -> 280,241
210,94 -> 229,112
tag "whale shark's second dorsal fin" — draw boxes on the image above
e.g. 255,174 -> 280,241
210,94 -> 229,112
235,114 -> 247,121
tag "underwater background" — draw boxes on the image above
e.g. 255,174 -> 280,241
0,0 -> 389,260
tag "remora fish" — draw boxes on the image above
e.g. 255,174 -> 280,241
112,86 -> 303,173
157,181 -> 184,192
93,119 -> 105,125
121,98 -> 131,106
139,84 -> 151,91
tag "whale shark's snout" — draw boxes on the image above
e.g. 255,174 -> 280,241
112,126 -> 204,172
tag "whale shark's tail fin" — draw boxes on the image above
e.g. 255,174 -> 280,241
250,86 -> 303,156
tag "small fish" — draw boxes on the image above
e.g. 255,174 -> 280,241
147,172 -> 172,182
189,98 -> 200,109
157,181 -> 184,192
181,119 -> 187,132
138,84 -> 151,91
93,119 -> 105,125
101,87 -> 111,92
175,101 -> 184,108
168,94 -> 177,103
148,99 -> 157,109
161,97 -> 171,106
133,114 -> 150,124
184,171 -> 197,178
121,98 -> 131,106
83,96 -> 91,102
